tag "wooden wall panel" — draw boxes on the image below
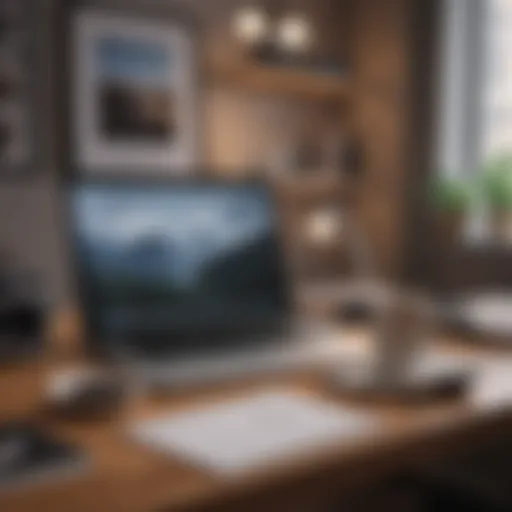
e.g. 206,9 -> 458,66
349,0 -> 414,278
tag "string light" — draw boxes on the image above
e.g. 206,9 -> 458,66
276,13 -> 314,53
232,6 -> 269,46
233,5 -> 314,53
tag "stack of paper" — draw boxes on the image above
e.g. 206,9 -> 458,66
132,390 -> 378,474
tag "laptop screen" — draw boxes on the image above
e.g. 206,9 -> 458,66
69,181 -> 291,355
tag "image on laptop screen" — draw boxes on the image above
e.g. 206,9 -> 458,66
70,182 -> 290,355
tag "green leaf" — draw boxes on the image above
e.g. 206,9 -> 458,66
429,176 -> 472,212
480,153 -> 512,210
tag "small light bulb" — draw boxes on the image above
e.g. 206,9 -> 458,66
233,6 -> 269,46
306,210 -> 342,245
277,14 -> 313,52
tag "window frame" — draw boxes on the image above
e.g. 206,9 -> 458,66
436,0 -> 488,178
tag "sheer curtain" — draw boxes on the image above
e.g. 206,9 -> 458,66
482,0 -> 512,159
436,0 -> 512,243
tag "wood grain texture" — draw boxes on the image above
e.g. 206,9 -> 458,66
349,0 -> 414,278
0,330 -> 511,512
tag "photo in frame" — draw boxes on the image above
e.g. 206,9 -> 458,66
72,10 -> 199,173
0,0 -> 40,177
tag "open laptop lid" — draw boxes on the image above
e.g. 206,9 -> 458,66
67,179 -> 294,357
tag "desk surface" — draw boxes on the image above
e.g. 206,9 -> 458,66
0,330 -> 511,512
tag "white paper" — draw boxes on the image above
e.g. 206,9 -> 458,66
131,390 -> 378,474
471,361 -> 512,410
462,294 -> 512,336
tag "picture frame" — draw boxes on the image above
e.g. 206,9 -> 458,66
71,9 -> 200,174
0,0 -> 41,178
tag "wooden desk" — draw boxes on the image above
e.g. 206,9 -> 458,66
0,332 -> 511,512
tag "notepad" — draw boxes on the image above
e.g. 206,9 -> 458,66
471,360 -> 512,410
131,390 -> 378,474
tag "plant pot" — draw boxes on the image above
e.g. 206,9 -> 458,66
489,209 -> 512,244
436,211 -> 465,246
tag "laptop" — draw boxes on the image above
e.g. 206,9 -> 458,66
68,179 -> 343,387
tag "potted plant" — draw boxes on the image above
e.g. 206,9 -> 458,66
481,154 -> 512,244
430,177 -> 472,245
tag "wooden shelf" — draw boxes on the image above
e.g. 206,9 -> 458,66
273,174 -> 350,204
211,62 -> 350,101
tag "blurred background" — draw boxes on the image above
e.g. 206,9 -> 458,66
0,0 -> 511,312
0,1 -> 511,511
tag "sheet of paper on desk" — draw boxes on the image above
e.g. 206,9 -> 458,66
415,350 -> 512,410
471,361 -> 512,410
131,390 -> 379,475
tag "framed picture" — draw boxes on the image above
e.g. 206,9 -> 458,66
72,10 -> 199,174
0,0 -> 40,177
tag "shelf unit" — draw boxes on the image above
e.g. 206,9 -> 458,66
210,62 -> 350,102
209,59 -> 352,281
274,174 -> 349,205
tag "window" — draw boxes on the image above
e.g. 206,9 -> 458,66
482,0 -> 512,159
437,0 -> 512,175
437,0 -> 512,245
